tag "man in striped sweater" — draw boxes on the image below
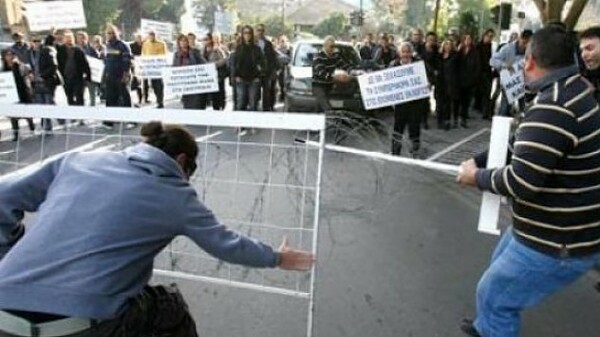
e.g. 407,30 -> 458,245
457,26 -> 600,337
312,35 -> 354,112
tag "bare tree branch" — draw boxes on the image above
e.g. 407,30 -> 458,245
564,0 -> 589,30
532,0 -> 548,23
546,0 -> 567,23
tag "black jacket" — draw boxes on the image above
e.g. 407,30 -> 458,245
359,43 -> 376,60
256,38 -> 278,76
583,68 -> 600,104
59,46 -> 91,83
458,47 -> 480,88
234,43 -> 265,80
476,42 -> 493,78
438,52 -> 460,100
32,45 -> 63,90
421,46 -> 439,85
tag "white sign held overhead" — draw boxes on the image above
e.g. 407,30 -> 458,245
214,11 -> 233,34
0,73 -> 19,104
357,61 -> 431,110
477,116 -> 513,236
22,0 -> 86,32
141,19 -> 174,43
163,64 -> 219,96
86,57 -> 104,84
136,56 -> 170,79
500,60 -> 526,104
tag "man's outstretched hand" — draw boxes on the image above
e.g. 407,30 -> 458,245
277,237 -> 315,271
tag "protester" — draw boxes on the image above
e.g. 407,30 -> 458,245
228,34 -> 241,110
457,34 -> 480,128
490,29 -> 533,116
173,34 -> 207,110
410,28 -> 425,58
142,31 -> 167,109
422,31 -> 439,129
129,33 -> 144,107
359,33 -> 376,60
76,31 -> 101,107
312,35 -> 354,112
437,40 -> 460,130
1,49 -> 35,142
276,35 -> 292,101
373,33 -> 396,68
234,25 -> 265,114
30,35 -> 63,133
103,25 -> 133,128
389,42 -> 428,156
203,32 -> 228,110
457,25 -> 600,337
0,121 -> 315,336
59,30 -> 90,107
92,35 -> 107,102
10,32 -> 31,66
580,26 -> 600,103
476,29 -> 495,119
255,24 -> 278,111
187,32 -> 198,50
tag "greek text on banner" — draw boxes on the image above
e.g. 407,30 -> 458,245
0,73 -> 20,104
163,64 -> 219,96
141,19 -> 174,43
136,56 -> 170,79
22,0 -> 86,32
357,61 -> 430,110
500,60 -> 526,105
86,57 -> 105,84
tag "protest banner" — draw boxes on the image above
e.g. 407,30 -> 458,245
86,57 -> 104,84
22,0 -> 86,32
163,64 -> 219,96
500,60 -> 526,104
136,56 -> 170,79
141,19 -> 174,43
357,61 -> 431,110
0,73 -> 19,104
214,11 -> 234,34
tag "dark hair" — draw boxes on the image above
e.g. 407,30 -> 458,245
528,26 -> 575,70
426,31 -> 437,38
241,25 -> 255,45
520,29 -> 533,39
141,122 -> 198,175
580,26 -> 600,40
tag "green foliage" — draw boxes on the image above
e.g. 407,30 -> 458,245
458,11 -> 479,38
82,0 -> 121,35
311,12 -> 347,38
431,0 -> 492,38
262,16 -> 294,38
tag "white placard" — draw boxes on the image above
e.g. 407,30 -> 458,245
141,19 -> 174,43
357,61 -> 430,110
22,0 -> 86,32
163,64 -> 219,96
500,60 -> 525,104
86,57 -> 104,83
136,56 -> 170,79
214,11 -> 234,34
477,116 -> 513,236
0,73 -> 19,104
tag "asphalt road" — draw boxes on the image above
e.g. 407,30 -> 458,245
1,100 -> 599,337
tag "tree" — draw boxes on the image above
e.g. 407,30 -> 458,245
192,0 -> 236,32
116,0 -> 186,38
532,0 -> 589,29
262,16 -> 294,38
311,12 -> 347,38
82,0 -> 121,35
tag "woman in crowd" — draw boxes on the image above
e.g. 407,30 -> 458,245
437,40 -> 460,130
457,34 -> 480,128
389,42 -> 429,156
276,35 -> 292,102
30,35 -> 63,133
1,49 -> 35,141
172,34 -> 206,110
233,25 -> 265,112
476,29 -> 495,120
203,32 -> 228,110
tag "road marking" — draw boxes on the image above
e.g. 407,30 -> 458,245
425,128 -> 490,162
195,131 -> 223,143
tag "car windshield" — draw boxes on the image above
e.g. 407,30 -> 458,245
293,43 -> 361,67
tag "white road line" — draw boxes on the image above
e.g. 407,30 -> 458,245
195,131 -> 223,143
0,150 -> 15,156
425,128 -> 490,162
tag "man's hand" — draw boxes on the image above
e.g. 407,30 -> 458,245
456,159 -> 478,187
332,71 -> 351,83
277,237 -> 315,271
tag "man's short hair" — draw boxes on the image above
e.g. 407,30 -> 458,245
521,29 -> 533,39
528,26 -> 575,70
426,31 -> 437,38
580,26 -> 600,40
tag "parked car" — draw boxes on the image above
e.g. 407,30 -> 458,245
284,40 -> 364,113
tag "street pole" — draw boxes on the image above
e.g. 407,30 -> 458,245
358,0 -> 363,37
282,0 -> 285,32
433,0 -> 441,34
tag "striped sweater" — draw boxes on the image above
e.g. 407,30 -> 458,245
475,65 -> 600,257
312,50 -> 353,87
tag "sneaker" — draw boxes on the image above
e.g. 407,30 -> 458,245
460,318 -> 481,337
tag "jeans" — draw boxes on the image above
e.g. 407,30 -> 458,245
0,284 -> 198,337
87,82 -> 98,107
236,79 -> 260,111
35,91 -> 62,131
474,228 -> 600,337
498,92 -> 525,117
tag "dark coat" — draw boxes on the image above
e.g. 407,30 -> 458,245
359,43 -> 376,60
421,46 -> 439,85
583,68 -> 600,104
476,42 -> 493,79
458,47 -> 480,88
438,52 -> 461,100
59,46 -> 91,84
256,38 -> 278,76
234,43 -> 266,81
31,45 -> 63,91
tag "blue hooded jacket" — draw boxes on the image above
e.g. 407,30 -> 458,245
0,143 -> 278,319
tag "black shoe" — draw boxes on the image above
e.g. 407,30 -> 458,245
460,319 -> 481,337
157,104 -> 164,109
423,122 -> 429,130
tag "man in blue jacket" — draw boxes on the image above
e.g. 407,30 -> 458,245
0,122 -> 314,337
103,24 -> 132,128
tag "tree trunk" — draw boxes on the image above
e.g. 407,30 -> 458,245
546,0 -> 566,23
533,0 -> 548,22
564,0 -> 589,30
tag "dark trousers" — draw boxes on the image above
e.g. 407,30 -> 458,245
10,118 -> 35,139
143,79 -> 164,105
480,74 -> 494,118
438,95 -> 459,127
105,77 -> 131,127
392,104 -> 421,155
312,85 -> 332,112
0,284 -> 198,337
212,78 -> 226,110
236,79 -> 260,111
459,86 -> 474,122
64,80 -> 85,106
277,70 -> 285,100
35,89 -> 63,131
260,74 -> 275,111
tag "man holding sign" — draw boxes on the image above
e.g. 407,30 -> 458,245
141,31 -> 168,109
457,26 -> 600,337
